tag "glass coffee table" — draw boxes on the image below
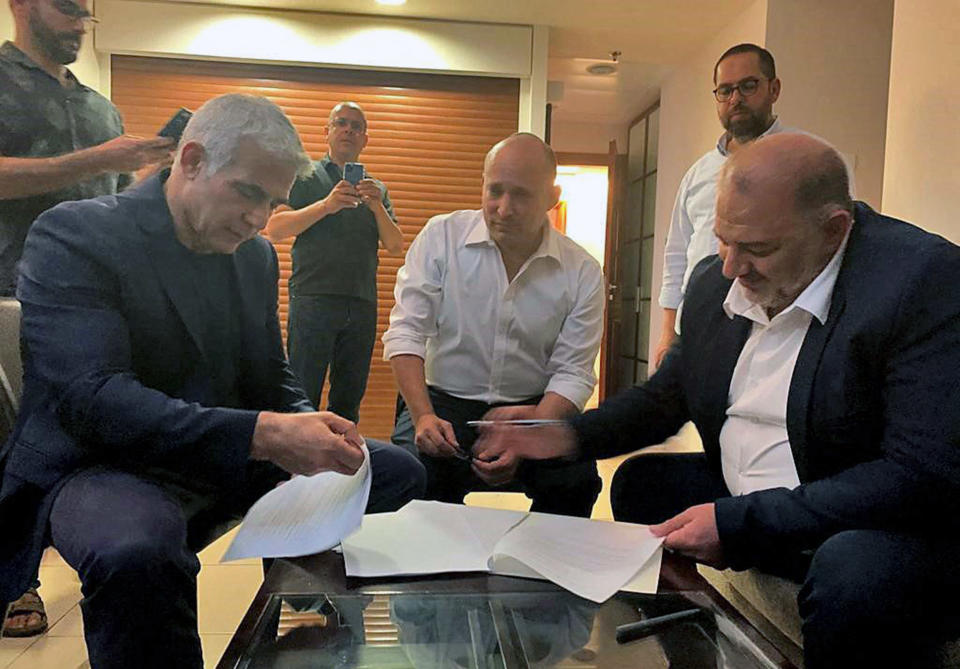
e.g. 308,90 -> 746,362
217,551 -> 799,668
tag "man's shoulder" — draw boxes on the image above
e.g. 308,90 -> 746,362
419,209 -> 484,238
550,228 -> 602,274
846,204 -> 960,278
682,146 -> 726,184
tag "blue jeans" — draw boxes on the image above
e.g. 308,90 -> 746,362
47,440 -> 425,668
287,295 -> 377,423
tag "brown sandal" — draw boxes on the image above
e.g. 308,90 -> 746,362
2,588 -> 48,638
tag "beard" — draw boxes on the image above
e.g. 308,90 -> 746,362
721,105 -> 771,142
29,8 -> 82,65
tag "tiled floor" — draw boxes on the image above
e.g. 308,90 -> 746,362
0,424 -> 702,668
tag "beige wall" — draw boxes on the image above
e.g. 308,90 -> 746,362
765,0 -> 894,209
647,0 -> 768,359
552,119 -> 628,155
882,0 -> 960,243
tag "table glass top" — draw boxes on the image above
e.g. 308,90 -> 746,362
235,589 -> 781,668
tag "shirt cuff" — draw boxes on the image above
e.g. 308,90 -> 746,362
544,376 -> 594,412
658,285 -> 683,309
382,333 -> 427,361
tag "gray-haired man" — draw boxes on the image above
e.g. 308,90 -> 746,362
0,93 -> 425,668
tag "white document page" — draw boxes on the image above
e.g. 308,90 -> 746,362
342,500 -> 500,576
222,441 -> 371,562
488,513 -> 664,603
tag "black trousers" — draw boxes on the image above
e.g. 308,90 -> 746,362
611,452 -> 960,668
287,294 -> 377,423
392,388 -> 602,518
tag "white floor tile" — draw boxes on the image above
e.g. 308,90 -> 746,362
196,565 -> 264,635
201,634 -> 233,669
0,636 -> 35,669
46,605 -> 83,638
35,566 -> 83,630
5,636 -> 87,669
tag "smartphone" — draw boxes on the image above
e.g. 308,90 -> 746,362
158,108 -> 193,142
343,162 -> 364,185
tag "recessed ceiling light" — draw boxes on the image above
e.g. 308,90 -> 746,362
586,63 -> 617,76
376,0 -> 406,5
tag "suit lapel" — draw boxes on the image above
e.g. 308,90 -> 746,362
786,215 -> 865,481
134,176 -> 210,363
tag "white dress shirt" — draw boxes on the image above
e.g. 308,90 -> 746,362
718,229 -> 851,496
383,209 -> 605,410
659,118 -> 790,315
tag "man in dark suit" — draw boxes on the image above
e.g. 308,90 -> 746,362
475,133 -> 960,667
0,93 -> 426,668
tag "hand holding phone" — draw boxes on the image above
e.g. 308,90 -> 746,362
158,108 -> 193,142
343,162 -> 364,185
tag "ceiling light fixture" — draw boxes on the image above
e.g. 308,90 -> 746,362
586,50 -> 621,76
586,63 -> 617,76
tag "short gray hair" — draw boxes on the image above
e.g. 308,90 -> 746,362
177,94 -> 312,178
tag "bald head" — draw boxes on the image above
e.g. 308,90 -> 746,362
483,133 -> 557,185
720,133 -> 853,222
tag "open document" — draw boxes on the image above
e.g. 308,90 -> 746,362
341,500 -> 663,603
222,441 -> 371,562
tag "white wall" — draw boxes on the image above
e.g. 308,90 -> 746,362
95,0 -> 546,135
881,0 -> 960,243
551,119 -> 629,155
765,0 -> 894,209
647,0 -> 768,360
1,0 -> 103,91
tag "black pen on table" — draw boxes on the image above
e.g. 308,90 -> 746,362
615,608 -> 705,644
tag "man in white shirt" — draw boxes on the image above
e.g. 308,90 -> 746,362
654,43 -> 790,368
475,133 -> 960,667
383,133 -> 605,517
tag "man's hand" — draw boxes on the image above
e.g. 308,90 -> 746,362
355,179 -> 384,209
653,329 -> 676,371
322,180 -> 361,215
94,135 -> 177,173
414,413 -> 459,458
472,448 -> 520,487
251,411 -> 365,476
650,503 -> 726,568
473,419 -> 578,463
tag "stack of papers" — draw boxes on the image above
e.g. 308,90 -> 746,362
341,500 -> 663,603
222,442 -> 371,562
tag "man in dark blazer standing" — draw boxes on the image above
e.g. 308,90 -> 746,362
0,93 -> 426,668
475,133 -> 960,668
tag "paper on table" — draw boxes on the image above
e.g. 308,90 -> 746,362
222,441 -> 371,562
489,513 -> 664,603
341,500 -> 525,576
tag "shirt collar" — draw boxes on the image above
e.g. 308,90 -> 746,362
320,154 -> 340,179
716,116 -> 782,157
723,224 -> 852,325
464,214 -> 563,262
0,41 -> 84,88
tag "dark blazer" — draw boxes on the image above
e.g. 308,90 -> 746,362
573,203 -> 960,570
0,175 -> 312,601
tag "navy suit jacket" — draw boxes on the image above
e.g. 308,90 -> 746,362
0,175 -> 312,600
573,203 -> 960,570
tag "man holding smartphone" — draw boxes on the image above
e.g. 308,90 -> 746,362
266,102 -> 403,423
0,0 -> 172,638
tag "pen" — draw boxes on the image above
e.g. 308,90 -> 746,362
466,419 -> 569,428
615,608 -> 705,644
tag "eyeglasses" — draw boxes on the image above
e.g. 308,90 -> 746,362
330,117 -> 366,133
713,77 -> 767,102
51,0 -> 99,23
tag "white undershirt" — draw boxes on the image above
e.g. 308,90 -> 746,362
718,229 -> 850,496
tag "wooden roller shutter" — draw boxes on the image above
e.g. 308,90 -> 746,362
111,55 -> 519,439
